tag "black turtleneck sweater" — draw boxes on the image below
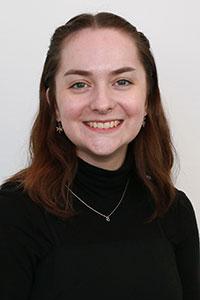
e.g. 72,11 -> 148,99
0,156 -> 199,300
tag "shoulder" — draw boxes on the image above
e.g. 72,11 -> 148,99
169,189 -> 197,221
159,189 -> 199,246
0,181 -> 45,226
170,189 -> 197,226
0,181 -> 59,251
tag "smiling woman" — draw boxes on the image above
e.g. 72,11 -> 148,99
53,28 -> 147,169
0,12 -> 199,300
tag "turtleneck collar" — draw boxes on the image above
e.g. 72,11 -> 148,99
76,149 -> 133,187
71,149 -> 135,214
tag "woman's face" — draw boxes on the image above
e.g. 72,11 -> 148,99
54,28 -> 147,169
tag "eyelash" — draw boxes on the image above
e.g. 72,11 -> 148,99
69,79 -> 133,90
115,79 -> 132,87
70,82 -> 89,89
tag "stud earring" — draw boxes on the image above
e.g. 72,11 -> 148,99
56,121 -> 63,133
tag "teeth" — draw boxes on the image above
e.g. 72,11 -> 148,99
87,120 -> 121,129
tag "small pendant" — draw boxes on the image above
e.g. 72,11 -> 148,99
106,216 -> 110,222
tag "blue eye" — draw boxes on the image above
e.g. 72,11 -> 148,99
116,79 -> 132,86
70,82 -> 88,89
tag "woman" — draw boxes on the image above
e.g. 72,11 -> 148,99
0,12 -> 199,300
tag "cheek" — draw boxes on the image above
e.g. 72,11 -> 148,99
123,98 -> 146,118
121,86 -> 147,116
58,101 -> 82,121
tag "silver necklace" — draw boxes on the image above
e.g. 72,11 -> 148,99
65,178 -> 130,222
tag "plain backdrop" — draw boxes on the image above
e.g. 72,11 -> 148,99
0,0 -> 199,228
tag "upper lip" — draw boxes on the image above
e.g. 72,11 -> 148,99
83,119 -> 123,122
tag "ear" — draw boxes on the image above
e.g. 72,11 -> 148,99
46,88 -> 61,121
46,88 -> 50,105
144,102 -> 148,116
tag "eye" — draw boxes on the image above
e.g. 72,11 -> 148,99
115,79 -> 132,87
70,82 -> 89,89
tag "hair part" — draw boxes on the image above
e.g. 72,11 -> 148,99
8,12 -> 176,221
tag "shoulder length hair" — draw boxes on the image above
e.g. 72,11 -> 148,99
8,12 -> 176,221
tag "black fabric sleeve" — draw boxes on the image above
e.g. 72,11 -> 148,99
161,190 -> 200,300
0,184 -> 53,300
174,192 -> 200,300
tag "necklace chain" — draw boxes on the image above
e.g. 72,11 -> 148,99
65,178 -> 130,222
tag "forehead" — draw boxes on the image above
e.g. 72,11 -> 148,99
59,28 -> 141,72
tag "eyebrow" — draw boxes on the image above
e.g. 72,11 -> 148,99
64,67 -> 136,77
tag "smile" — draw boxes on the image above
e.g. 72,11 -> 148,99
84,120 -> 122,129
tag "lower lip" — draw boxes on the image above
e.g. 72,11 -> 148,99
83,121 -> 123,133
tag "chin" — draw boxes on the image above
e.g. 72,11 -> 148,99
80,143 -> 127,159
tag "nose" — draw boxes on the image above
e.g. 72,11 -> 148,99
90,84 -> 115,114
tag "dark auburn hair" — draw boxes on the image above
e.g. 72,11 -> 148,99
8,12 -> 176,221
